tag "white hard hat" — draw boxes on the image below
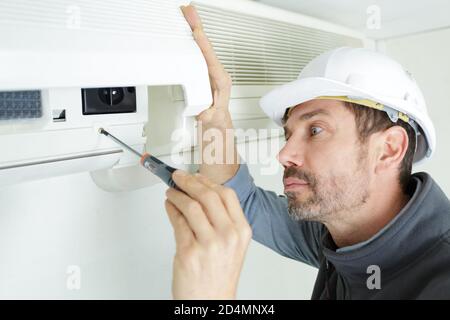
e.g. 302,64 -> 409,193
259,46 -> 435,164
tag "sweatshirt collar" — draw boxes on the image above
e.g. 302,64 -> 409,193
321,172 -> 450,282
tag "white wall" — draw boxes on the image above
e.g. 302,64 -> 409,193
0,137 -> 317,299
383,28 -> 450,195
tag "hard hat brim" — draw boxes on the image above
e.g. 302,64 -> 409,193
259,76 -> 435,164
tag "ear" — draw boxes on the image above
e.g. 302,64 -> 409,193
375,126 -> 409,173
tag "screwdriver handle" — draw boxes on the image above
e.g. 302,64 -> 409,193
140,153 -> 179,189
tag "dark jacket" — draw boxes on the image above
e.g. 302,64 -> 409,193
224,164 -> 450,299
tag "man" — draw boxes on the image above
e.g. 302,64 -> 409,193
164,5 -> 450,299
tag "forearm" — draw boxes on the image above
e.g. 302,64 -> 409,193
198,117 -> 239,185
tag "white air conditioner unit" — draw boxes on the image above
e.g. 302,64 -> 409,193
0,0 -> 372,192
0,0 -> 212,191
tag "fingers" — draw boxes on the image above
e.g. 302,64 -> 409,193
180,4 -> 203,31
193,173 -> 249,228
169,171 -> 233,231
166,187 -> 215,243
193,26 -> 232,95
181,5 -> 220,70
180,5 -> 232,107
165,200 -> 195,248
193,27 -> 226,79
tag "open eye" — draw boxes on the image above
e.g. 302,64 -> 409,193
310,126 -> 323,136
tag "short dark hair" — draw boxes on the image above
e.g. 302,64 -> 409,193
345,102 -> 416,194
282,102 -> 416,193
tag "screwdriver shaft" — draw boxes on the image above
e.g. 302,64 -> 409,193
99,128 -> 142,158
98,128 -> 180,189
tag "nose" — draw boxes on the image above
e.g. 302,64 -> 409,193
277,139 -> 304,168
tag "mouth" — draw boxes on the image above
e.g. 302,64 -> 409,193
284,177 -> 309,192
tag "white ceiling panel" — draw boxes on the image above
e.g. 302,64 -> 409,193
253,0 -> 450,39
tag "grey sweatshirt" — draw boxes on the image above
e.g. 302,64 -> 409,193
223,163 -> 450,299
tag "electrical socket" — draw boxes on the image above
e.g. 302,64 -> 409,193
81,87 -> 136,115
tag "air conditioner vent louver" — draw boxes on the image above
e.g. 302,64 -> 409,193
0,0 -> 189,38
194,2 -> 363,85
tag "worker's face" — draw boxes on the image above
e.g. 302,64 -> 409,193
278,99 -> 371,223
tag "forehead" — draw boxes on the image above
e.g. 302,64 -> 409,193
284,99 -> 351,127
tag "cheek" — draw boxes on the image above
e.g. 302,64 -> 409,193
304,140 -> 363,176
305,139 -> 358,167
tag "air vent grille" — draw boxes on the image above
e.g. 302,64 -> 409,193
0,0 -> 189,38
0,91 -> 42,120
194,2 -> 363,85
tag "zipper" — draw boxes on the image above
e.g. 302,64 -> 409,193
324,259 -> 331,299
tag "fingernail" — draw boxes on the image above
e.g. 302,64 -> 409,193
193,27 -> 202,38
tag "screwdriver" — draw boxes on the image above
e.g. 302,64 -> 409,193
99,128 -> 179,189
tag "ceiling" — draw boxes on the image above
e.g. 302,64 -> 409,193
253,0 -> 450,39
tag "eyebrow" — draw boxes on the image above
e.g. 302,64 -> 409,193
283,108 -> 331,136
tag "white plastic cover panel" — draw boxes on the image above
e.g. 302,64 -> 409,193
0,0 -> 212,116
